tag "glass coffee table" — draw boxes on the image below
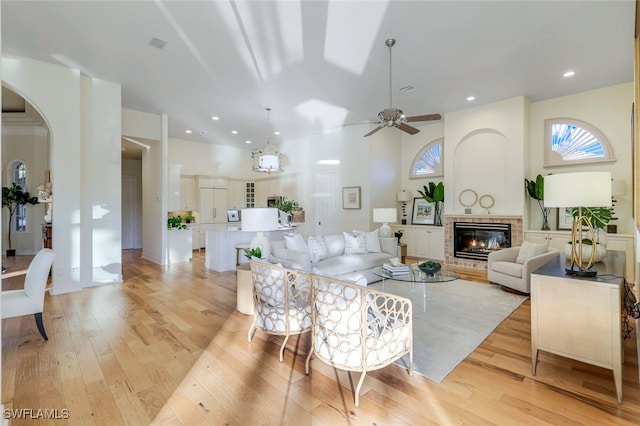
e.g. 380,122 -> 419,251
372,265 -> 460,311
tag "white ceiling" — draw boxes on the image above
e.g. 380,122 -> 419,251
2,1 -> 635,150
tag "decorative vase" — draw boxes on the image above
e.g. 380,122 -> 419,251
44,203 -> 52,224
541,207 -> 550,231
564,242 -> 606,263
434,202 -> 443,226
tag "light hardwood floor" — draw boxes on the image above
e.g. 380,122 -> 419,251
2,250 -> 640,425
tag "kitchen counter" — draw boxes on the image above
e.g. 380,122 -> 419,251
204,226 -> 296,272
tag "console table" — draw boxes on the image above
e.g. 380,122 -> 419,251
531,251 -> 625,403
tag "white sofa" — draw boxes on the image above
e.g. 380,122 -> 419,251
268,230 -> 397,284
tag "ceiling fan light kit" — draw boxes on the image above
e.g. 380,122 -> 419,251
365,38 -> 441,137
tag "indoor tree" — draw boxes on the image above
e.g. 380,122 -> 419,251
2,182 -> 39,255
418,182 -> 444,226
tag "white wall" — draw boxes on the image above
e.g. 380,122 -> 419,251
528,82 -> 634,233
3,55 -> 123,294
169,137 -> 252,178
444,96 -> 527,216
80,75 -> 122,286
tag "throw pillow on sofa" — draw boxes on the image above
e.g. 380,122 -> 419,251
285,233 -> 309,255
324,234 -> 345,257
515,241 -> 548,264
343,231 -> 367,255
363,229 -> 381,253
308,236 -> 328,263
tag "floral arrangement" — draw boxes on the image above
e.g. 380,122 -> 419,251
36,182 -> 52,202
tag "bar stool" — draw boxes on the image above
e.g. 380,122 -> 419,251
235,243 -> 250,266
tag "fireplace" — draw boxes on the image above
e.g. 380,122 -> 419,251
454,222 -> 511,261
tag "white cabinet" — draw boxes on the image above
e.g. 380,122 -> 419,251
180,176 -> 196,210
227,180 -> 246,209
199,188 -> 227,224
524,231 -> 569,252
392,225 -> 444,261
415,228 -> 445,260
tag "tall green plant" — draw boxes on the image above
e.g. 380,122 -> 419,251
525,174 -> 551,230
2,183 -> 39,250
418,182 -> 444,226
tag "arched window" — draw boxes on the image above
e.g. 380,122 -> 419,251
11,161 -> 28,231
544,118 -> 615,167
410,138 -> 443,178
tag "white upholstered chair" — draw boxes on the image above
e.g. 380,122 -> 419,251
2,248 -> 55,340
487,244 -> 559,294
305,274 -> 413,407
248,259 -> 313,362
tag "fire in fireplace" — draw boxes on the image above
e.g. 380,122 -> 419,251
454,222 -> 511,261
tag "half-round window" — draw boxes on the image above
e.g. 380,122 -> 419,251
410,138 -> 443,178
544,118 -> 615,167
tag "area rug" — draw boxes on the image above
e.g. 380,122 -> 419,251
368,279 -> 527,383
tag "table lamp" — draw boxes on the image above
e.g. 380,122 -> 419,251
241,208 -> 279,260
373,208 -> 397,238
544,172 -> 611,277
397,190 -> 411,224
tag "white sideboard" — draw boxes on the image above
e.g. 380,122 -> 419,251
391,225 -> 445,261
531,251 -> 625,403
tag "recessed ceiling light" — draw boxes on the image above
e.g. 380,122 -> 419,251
563,70 -> 575,77
200,130 -> 208,135
149,37 -> 167,49
231,130 -> 238,134
274,131 -> 280,135
185,130 -> 192,134
317,159 -> 341,165
466,96 -> 475,101
211,116 -> 219,120
245,140 -> 251,144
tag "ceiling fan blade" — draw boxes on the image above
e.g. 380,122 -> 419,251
405,113 -> 442,123
364,124 -> 385,137
395,122 -> 420,135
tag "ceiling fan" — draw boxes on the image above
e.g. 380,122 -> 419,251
364,38 -> 441,137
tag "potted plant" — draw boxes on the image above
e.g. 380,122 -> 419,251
183,214 -> 196,224
394,229 -> 404,244
418,182 -> 444,226
2,183 -> 39,256
243,246 -> 262,260
525,174 -> 550,230
275,197 -> 304,224
167,215 -> 187,230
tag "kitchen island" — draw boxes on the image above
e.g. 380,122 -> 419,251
204,226 -> 295,272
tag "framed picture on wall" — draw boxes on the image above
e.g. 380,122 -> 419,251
412,197 -> 434,225
342,186 -> 361,209
557,207 -> 574,230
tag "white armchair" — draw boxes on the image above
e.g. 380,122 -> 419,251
2,248 -> 55,340
248,260 -> 313,362
487,245 -> 559,294
305,274 -> 412,407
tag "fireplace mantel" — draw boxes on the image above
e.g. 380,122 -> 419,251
444,213 -> 523,220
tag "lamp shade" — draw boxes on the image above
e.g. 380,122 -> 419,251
241,208 -> 280,231
397,190 -> 411,202
544,172 -> 612,208
373,208 -> 397,223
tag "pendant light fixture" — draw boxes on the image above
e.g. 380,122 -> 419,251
252,107 -> 284,174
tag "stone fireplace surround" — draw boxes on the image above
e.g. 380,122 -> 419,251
444,214 -> 523,270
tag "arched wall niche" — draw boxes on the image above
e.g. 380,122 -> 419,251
451,128 -> 519,213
